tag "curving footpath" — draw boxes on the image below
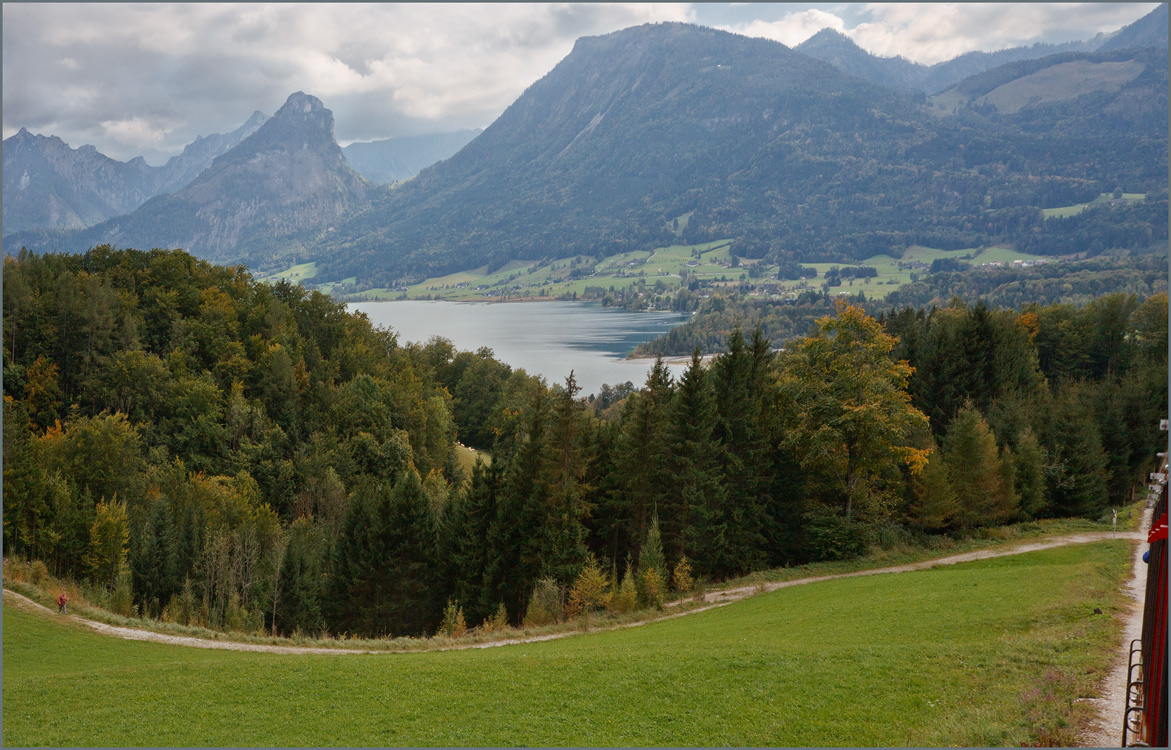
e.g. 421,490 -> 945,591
4,527 -> 1145,661
1080,506 -> 1153,748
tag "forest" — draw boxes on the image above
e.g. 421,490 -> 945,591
3,246 -> 1166,639
629,251 -> 1168,357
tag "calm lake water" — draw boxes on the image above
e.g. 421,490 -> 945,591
350,300 -> 690,395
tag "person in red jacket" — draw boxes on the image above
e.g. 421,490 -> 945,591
57,592 -> 67,614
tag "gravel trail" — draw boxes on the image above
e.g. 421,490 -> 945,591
1079,507 -> 1153,748
5,529 -> 1141,659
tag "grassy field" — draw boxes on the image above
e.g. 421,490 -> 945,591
3,542 -> 1132,746
255,262 -> 319,284
1042,192 -> 1147,219
324,241 -> 1047,304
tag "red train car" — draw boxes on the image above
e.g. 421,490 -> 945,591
1124,456 -> 1168,747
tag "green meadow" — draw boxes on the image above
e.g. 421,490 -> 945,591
1041,192 -> 1147,219
4,542 -> 1130,747
316,240 -> 1047,304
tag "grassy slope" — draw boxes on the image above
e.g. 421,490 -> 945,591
327,241 -> 1046,304
4,542 -> 1131,747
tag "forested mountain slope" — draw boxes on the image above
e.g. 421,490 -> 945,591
289,23 -> 1167,288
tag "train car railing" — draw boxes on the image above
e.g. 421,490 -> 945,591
1124,453 -> 1167,748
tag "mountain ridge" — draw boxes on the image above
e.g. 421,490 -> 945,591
6,92 -> 372,265
2,112 -> 268,234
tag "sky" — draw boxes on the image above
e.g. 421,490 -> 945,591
2,2 -> 1160,165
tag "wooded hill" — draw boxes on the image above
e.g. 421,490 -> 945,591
3,247 -> 1164,638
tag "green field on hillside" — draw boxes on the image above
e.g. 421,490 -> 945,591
3,542 -> 1130,746
256,261 -> 319,284
1042,192 -> 1147,219
327,241 -> 1047,304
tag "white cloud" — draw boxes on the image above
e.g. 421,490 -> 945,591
717,9 -> 846,48
3,2 -> 694,162
717,3 -> 1158,64
851,3 -> 1159,64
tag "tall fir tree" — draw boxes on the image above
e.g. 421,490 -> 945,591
668,349 -> 729,578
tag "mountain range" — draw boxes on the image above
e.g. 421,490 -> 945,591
8,93 -> 372,266
5,7 -> 1167,286
2,112 -> 268,234
794,3 -> 1167,95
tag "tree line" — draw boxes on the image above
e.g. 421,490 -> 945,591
3,247 -> 1165,639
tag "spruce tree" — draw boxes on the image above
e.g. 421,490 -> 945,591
943,405 -> 1015,528
667,348 -> 729,577
1013,428 -> 1048,520
1046,384 -> 1110,518
638,512 -> 668,589
537,372 -> 590,585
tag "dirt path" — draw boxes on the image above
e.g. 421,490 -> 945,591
4,529 -> 1142,658
1080,507 -> 1154,748
687,530 -> 1146,604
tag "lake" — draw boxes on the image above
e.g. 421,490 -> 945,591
350,300 -> 690,395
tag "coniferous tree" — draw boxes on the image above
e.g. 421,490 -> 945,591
1046,384 -> 1110,518
536,372 -> 591,585
326,471 -> 441,637
446,458 -> 503,624
1013,428 -> 1048,520
637,512 -> 668,589
943,405 -> 1017,528
607,357 -> 673,563
905,440 -> 958,532
275,516 -> 325,636
668,349 -> 729,577
710,328 -> 769,575
486,388 -> 549,623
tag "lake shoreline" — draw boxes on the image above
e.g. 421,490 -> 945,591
349,299 -> 691,395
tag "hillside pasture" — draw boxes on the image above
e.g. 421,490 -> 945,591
1042,192 -> 1148,220
3,542 -> 1131,747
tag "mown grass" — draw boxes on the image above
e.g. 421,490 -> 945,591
3,542 -> 1131,746
1042,192 -> 1147,219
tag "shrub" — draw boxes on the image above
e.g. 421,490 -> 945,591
609,565 -> 639,614
109,563 -> 134,617
523,578 -> 564,627
801,507 -> 870,561
480,603 -> 510,633
566,556 -> 610,619
439,600 -> 468,637
672,556 -> 694,594
29,560 -> 48,586
641,566 -> 664,609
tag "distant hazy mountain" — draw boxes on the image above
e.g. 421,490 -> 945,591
7,93 -> 371,266
1097,3 -> 1169,52
795,28 -> 1098,95
932,46 -> 1168,118
2,130 -> 158,233
153,111 -> 270,194
2,112 -> 268,234
343,129 -> 482,184
795,5 -> 1167,94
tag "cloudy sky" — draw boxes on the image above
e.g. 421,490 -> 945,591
2,2 -> 1159,164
